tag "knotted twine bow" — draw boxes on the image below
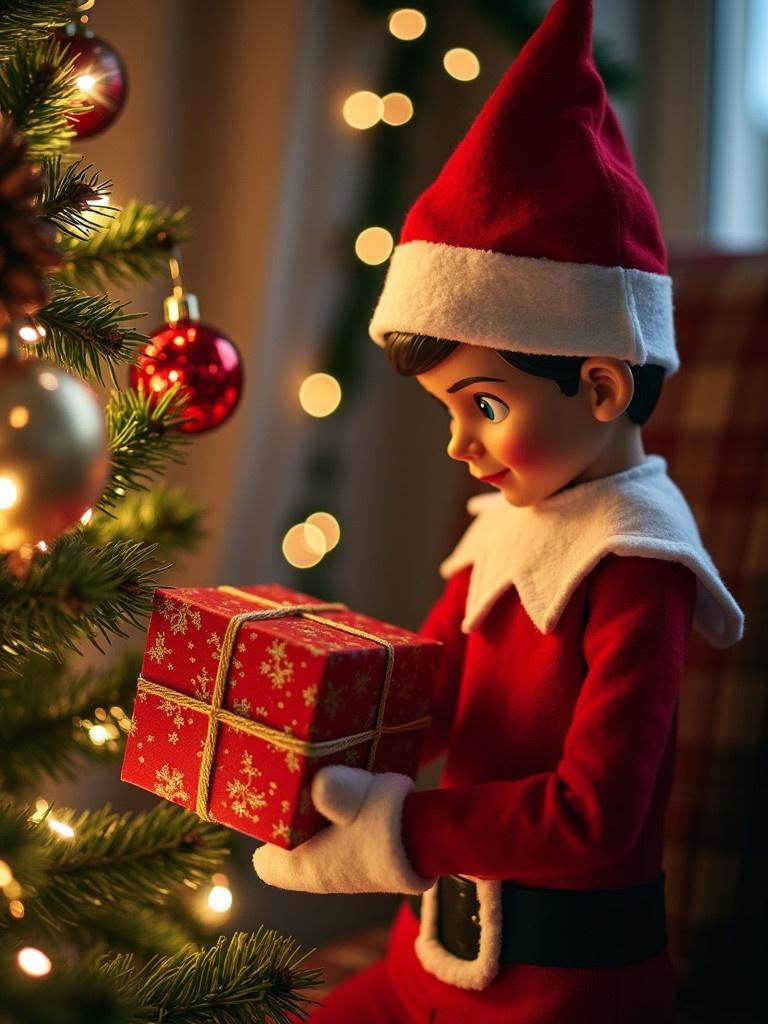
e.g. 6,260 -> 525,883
135,586 -> 432,821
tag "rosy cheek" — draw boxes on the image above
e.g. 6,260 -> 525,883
499,433 -> 553,470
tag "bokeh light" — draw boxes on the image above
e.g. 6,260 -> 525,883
342,90 -> 384,129
305,512 -> 341,553
381,92 -> 414,126
17,947 -> 52,977
355,226 -> 394,265
298,373 -> 342,417
388,9 -> 427,41
282,523 -> 327,569
443,47 -> 481,81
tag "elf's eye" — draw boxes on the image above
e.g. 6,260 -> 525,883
474,394 -> 509,422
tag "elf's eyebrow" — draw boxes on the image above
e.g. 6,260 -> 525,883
446,376 -> 505,393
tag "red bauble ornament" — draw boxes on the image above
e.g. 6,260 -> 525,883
56,28 -> 128,138
130,317 -> 243,434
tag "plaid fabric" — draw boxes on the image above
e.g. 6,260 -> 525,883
644,251 -> 768,1021
304,253 -> 766,1023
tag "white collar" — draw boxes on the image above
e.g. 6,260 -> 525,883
440,455 -> 744,648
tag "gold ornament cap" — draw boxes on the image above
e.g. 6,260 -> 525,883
163,290 -> 200,325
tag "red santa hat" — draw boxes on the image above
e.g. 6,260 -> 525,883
369,0 -> 678,373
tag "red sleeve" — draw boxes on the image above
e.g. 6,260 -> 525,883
402,557 -> 697,880
416,568 -> 471,770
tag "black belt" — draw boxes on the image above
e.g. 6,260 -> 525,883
407,873 -> 667,968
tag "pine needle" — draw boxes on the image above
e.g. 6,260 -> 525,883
57,199 -> 191,293
0,33 -> 87,155
30,279 -> 146,386
40,154 -> 116,239
101,385 -> 192,511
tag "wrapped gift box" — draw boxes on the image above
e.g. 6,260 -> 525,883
121,583 -> 441,848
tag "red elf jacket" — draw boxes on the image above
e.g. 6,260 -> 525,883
381,456 -> 743,1022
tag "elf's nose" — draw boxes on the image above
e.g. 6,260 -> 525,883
447,424 -> 483,462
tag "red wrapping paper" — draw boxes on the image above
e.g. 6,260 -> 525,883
120,583 -> 441,848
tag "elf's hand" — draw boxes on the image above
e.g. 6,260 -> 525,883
252,765 -> 434,895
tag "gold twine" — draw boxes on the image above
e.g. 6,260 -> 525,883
140,587 -> 429,822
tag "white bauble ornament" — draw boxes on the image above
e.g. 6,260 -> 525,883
0,347 -> 110,551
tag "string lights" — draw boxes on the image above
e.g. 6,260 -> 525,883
388,8 -> 427,41
289,6 -> 480,573
443,47 -> 481,81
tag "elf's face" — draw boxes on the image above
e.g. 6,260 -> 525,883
416,343 -> 626,507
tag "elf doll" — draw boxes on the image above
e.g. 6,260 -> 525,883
253,1 -> 744,1021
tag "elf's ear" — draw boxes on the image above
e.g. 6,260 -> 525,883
580,358 -> 634,423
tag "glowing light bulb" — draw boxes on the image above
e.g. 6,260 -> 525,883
443,48 -> 480,81
17,947 -> 52,977
38,371 -> 59,391
381,92 -> 414,126
282,523 -> 327,569
298,373 -> 342,417
342,90 -> 384,129
88,724 -> 110,746
9,405 -> 29,428
0,477 -> 18,509
18,325 -> 40,343
388,8 -> 427,40
207,884 -> 233,913
355,226 -> 394,265
80,507 -> 93,525
35,541 -> 48,553
0,860 -> 13,887
76,73 -> 96,94
9,900 -> 24,919
48,818 -> 75,840
305,512 -> 341,553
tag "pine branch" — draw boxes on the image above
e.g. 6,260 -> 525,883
0,798 -> 51,895
0,1 -> 71,62
0,954 -> 135,1024
57,199 -> 191,292
86,486 -> 207,555
40,155 -> 115,239
100,386 -> 192,512
28,803 -> 229,932
0,534 -> 164,672
0,649 -> 141,795
63,892 -> 216,961
29,280 -> 146,386
105,930 -> 322,1024
0,34 -> 87,156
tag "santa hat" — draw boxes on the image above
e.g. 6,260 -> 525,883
369,0 -> 678,374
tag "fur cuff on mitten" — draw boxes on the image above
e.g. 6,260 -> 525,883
252,765 -> 434,895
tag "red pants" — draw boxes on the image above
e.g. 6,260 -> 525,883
307,903 -> 676,1023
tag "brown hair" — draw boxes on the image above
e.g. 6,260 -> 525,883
384,332 -> 665,426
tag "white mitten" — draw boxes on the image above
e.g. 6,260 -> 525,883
252,765 -> 434,895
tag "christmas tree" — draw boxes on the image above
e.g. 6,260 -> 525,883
0,4 -> 318,1021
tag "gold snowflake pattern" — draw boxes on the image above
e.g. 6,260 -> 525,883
168,731 -> 179,745
128,719 -> 138,736
148,632 -> 172,664
272,820 -> 291,843
232,697 -> 251,718
285,750 -> 301,773
158,699 -> 187,731
207,631 -> 223,663
302,684 -> 318,708
158,597 -> 202,636
259,639 -> 294,690
194,665 -> 214,700
225,752 -> 267,820
155,764 -> 189,803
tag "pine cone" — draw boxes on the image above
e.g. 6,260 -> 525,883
0,116 -> 62,326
